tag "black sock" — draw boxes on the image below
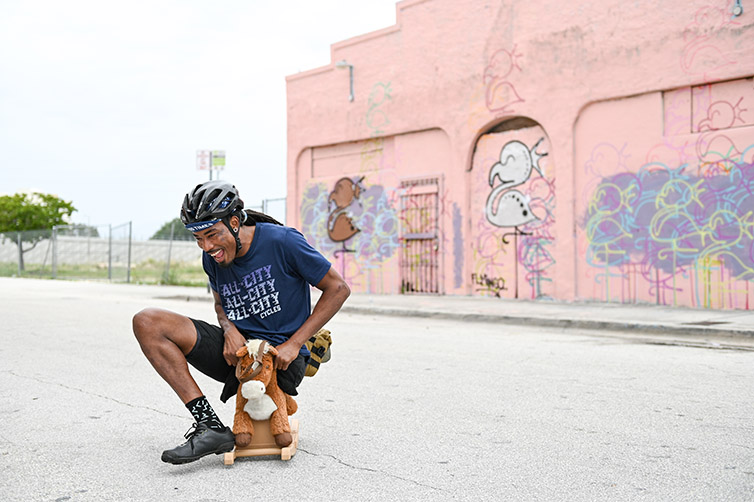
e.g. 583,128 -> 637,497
186,396 -> 225,430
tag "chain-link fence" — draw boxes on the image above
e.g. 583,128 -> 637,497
0,198 -> 285,286
0,222 -> 205,286
262,197 -> 286,225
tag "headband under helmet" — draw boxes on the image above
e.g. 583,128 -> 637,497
180,180 -> 246,252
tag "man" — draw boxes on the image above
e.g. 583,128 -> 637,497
133,180 -> 350,464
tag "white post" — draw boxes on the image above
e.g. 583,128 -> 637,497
164,221 -> 175,283
127,221 -> 132,283
108,224 -> 112,281
16,232 -> 21,276
51,226 -> 58,279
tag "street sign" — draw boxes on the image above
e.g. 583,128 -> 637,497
196,150 -> 211,171
211,150 -> 226,170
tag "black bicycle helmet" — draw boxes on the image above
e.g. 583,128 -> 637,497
181,180 -> 246,252
181,180 -> 244,225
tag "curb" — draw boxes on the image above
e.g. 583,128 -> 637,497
340,305 -> 754,350
154,294 -> 754,350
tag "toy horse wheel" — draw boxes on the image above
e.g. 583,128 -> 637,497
290,419 -> 299,447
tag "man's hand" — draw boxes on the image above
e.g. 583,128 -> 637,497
272,266 -> 349,373
274,340 -> 300,371
222,325 -> 247,366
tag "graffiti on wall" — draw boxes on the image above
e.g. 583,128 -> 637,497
328,176 -> 364,248
301,178 -> 400,288
659,85 -> 753,174
579,76 -> 754,309
452,202 -> 463,289
693,85 -> 754,175
583,159 -> 754,308
485,138 -> 546,227
472,135 -> 556,299
300,81 -> 402,292
483,46 -> 524,115
367,82 -> 392,136
680,5 -> 739,79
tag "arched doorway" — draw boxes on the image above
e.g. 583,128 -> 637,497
469,117 -> 556,299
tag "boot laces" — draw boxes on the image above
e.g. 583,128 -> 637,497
182,423 -> 207,444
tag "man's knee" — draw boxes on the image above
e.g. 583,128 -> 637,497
133,308 -> 167,341
133,308 -> 197,355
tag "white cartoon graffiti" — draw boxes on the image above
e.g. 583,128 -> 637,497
486,189 -> 537,228
484,137 -> 549,300
485,138 -> 547,228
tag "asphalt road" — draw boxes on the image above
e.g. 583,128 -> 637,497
1,279 -> 753,501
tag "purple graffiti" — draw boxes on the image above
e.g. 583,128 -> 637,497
453,203 -> 463,289
585,161 -> 754,283
301,181 -> 399,264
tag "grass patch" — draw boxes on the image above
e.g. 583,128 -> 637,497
0,260 -> 206,286
130,259 -> 206,286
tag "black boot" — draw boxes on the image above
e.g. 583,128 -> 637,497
161,423 -> 235,464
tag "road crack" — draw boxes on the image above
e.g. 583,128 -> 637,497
5,370 -> 183,419
298,448 -> 443,491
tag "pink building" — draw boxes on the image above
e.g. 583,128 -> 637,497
286,0 -> 754,310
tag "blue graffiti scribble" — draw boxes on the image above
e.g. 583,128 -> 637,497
453,203 -> 463,288
585,161 -> 754,279
301,181 -> 399,264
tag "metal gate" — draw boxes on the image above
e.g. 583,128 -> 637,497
399,177 -> 440,294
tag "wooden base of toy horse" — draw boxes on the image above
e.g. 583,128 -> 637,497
223,418 -> 299,465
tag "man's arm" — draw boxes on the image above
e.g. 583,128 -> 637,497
213,290 -> 247,367
274,266 -> 350,370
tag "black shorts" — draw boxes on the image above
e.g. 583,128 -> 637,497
187,318 -> 306,403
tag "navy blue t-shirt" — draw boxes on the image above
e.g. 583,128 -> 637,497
203,223 -> 332,357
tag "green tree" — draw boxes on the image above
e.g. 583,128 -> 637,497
0,192 -> 76,271
150,217 -> 195,241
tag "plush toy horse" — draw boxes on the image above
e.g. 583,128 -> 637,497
233,339 -> 298,448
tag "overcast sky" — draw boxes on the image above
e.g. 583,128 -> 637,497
0,0 -> 397,239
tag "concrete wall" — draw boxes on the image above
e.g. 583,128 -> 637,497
286,0 -> 754,309
0,236 -> 202,266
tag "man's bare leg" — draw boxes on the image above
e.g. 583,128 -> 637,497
132,307 -> 235,464
132,307 -> 202,403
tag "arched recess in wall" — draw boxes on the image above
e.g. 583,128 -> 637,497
296,128 -> 451,296
468,116 -> 556,300
573,76 -> 754,310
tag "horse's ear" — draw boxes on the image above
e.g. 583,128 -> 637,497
236,346 -> 249,357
